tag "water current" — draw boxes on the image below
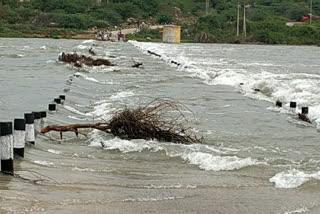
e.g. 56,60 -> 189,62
0,38 -> 320,213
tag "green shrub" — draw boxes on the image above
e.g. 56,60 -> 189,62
112,2 -> 141,20
0,4 -> 18,24
89,8 -> 123,26
16,8 -> 37,23
53,13 -> 94,29
34,13 -> 55,27
156,13 -> 174,24
93,20 -> 110,28
0,21 -> 5,33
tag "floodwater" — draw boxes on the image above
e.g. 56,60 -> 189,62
0,38 -> 320,214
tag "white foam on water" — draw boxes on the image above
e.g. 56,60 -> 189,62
72,167 -> 96,172
77,45 -> 87,50
47,149 -> 62,155
123,196 -> 183,202
130,41 -> 320,127
21,46 -> 33,50
74,72 -> 100,83
182,152 -> 258,171
89,135 -> 162,153
64,105 -> 87,116
283,207 -> 309,214
46,59 -> 55,64
270,169 -> 320,188
65,103 -> 114,120
88,130 -> 261,172
40,46 -> 46,50
68,115 -> 91,121
89,102 -> 114,120
84,76 -> 99,82
143,184 -> 196,189
82,40 -> 96,44
110,91 -> 135,100
90,65 -> 119,73
145,184 -> 183,189
33,160 -> 55,167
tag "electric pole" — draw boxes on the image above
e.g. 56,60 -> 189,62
243,3 -> 247,37
206,0 -> 209,15
310,0 -> 313,24
237,0 -> 240,36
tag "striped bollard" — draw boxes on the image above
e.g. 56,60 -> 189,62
302,107 -> 309,115
40,111 -> 47,129
48,104 -> 56,112
59,95 -> 65,105
290,102 -> 296,113
59,95 -> 66,100
32,112 -> 41,137
13,119 -> 26,158
276,100 -> 282,107
0,122 -> 14,174
54,98 -> 62,104
25,113 -> 35,145
290,102 -> 296,109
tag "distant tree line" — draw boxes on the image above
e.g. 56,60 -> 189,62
0,0 -> 319,44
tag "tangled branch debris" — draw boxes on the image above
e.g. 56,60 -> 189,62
59,52 -> 115,67
41,100 -> 204,144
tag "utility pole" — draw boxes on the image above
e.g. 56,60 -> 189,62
206,0 -> 209,15
237,0 -> 240,36
243,3 -> 247,37
310,0 -> 313,24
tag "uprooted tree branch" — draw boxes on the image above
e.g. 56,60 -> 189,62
41,100 -> 204,145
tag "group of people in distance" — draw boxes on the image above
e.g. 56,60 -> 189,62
96,27 -> 125,42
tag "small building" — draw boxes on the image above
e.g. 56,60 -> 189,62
162,25 -> 181,44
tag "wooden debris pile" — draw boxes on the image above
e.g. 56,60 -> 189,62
59,52 -> 115,67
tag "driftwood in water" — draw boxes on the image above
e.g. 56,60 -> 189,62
298,113 -> 312,124
132,62 -> 143,68
59,52 -> 115,67
41,123 -> 109,139
132,58 -> 143,68
41,100 -> 204,144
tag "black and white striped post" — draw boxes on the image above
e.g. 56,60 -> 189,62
59,95 -> 65,104
276,100 -> 282,107
59,95 -> 65,100
290,102 -> 296,112
40,111 -> 47,129
25,113 -> 35,145
32,112 -> 41,137
48,104 -> 56,111
0,122 -> 14,174
13,119 -> 25,158
302,107 -> 309,115
54,98 -> 62,104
